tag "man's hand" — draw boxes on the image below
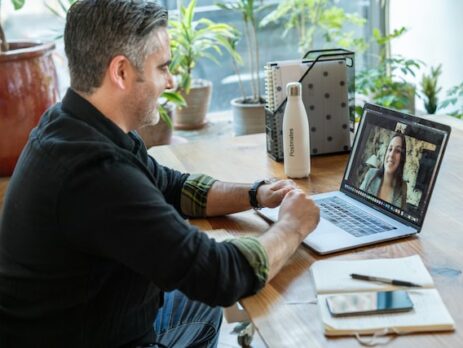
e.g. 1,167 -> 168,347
257,188 -> 320,281
278,189 -> 320,240
256,179 -> 297,208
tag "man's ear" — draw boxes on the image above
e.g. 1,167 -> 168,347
107,55 -> 134,90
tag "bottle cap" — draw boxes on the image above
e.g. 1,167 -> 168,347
287,82 -> 302,97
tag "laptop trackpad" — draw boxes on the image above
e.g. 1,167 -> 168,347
303,218 -> 353,253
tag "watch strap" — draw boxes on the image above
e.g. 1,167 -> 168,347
249,180 -> 268,208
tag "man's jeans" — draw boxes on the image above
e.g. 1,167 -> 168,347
150,290 -> 223,348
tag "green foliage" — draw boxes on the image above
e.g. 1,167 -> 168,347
217,0 -> 267,27
216,0 -> 268,102
260,0 -> 367,54
372,27 -> 406,48
169,0 -> 240,94
11,0 -> 26,10
441,83 -> 463,119
419,64 -> 442,114
356,27 -> 422,115
158,91 -> 186,127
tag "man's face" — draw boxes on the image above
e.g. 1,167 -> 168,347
128,28 -> 173,128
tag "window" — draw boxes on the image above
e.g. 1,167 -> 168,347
4,0 -> 384,111
164,0 -> 384,112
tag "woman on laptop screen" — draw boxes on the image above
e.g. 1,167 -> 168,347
360,133 -> 408,209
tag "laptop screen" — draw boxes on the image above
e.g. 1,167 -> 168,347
341,104 -> 451,227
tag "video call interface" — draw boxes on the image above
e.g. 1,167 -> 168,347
342,109 -> 447,226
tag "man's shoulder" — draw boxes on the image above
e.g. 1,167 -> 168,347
33,103 -> 124,168
37,102 -> 109,143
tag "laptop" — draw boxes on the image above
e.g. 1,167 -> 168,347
257,103 -> 451,254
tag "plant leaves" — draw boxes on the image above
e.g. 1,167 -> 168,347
170,1 -> 241,92
158,107 -> 173,128
12,0 -> 26,10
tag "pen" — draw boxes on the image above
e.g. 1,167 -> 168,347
350,273 -> 422,287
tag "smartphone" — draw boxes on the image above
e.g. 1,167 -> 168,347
326,290 -> 414,317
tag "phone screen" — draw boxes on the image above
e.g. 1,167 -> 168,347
326,290 -> 414,317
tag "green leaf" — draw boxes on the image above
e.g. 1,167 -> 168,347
158,107 -> 173,128
259,0 -> 366,54
440,82 -> 463,116
185,0 -> 196,27
12,0 -> 26,10
183,74 -> 192,94
162,91 -> 187,107
355,105 -> 364,119
170,0 -> 242,94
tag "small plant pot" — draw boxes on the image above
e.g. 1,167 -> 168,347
231,98 -> 266,136
173,80 -> 212,130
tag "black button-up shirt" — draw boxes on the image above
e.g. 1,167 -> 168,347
0,89 -> 258,347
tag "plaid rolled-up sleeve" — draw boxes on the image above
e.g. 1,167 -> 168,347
228,237 -> 269,287
180,174 -> 217,217
181,174 -> 269,287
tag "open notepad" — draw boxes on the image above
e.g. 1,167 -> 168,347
310,255 -> 455,336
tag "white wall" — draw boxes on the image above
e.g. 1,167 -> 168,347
389,0 -> 463,113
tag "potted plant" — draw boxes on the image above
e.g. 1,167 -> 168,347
419,64 -> 442,115
169,0 -> 240,130
0,0 -> 59,176
217,0 -> 270,136
355,27 -> 421,117
260,0 -> 366,55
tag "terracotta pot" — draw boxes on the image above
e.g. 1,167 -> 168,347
173,80 -> 211,130
231,98 -> 266,136
0,41 -> 59,176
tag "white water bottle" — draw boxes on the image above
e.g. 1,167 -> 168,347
283,82 -> 310,178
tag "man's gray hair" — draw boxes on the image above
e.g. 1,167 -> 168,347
64,0 -> 168,94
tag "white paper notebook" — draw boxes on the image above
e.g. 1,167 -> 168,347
311,255 -> 455,336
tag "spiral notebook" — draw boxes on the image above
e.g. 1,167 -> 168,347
310,255 -> 455,336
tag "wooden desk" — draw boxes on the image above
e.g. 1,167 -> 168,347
1,130 -> 462,347
148,132 -> 463,348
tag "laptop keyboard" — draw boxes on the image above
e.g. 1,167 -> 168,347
317,196 -> 396,237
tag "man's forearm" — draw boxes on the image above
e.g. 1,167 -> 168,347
206,181 -> 251,216
205,183 -> 319,284
205,179 -> 296,217
257,219 -> 305,281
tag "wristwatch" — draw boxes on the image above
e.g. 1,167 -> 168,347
248,179 -> 269,209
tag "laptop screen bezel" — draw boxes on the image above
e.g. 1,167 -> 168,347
339,103 -> 451,230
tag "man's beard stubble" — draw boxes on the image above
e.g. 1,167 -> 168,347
129,84 -> 160,129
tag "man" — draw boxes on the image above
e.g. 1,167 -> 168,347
0,1 -> 319,347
